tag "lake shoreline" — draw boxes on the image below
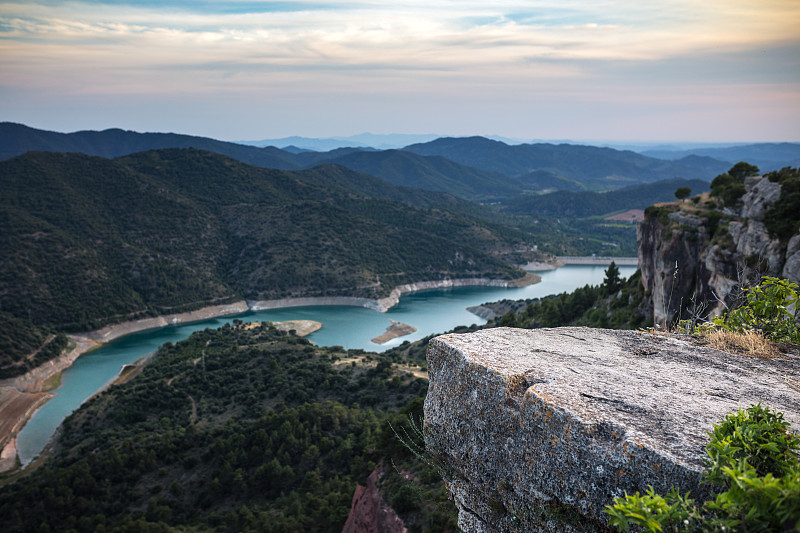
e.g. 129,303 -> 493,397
0,274 -> 541,472
82,274 -> 540,343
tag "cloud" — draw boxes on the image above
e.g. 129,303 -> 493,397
1,0 -> 798,139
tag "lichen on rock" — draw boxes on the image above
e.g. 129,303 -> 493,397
424,327 -> 800,532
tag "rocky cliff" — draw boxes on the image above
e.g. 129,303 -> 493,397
638,173 -> 800,326
424,327 -> 800,532
342,464 -> 408,533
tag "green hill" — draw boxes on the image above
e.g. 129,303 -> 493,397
0,122 -> 300,170
403,136 -> 729,186
1,124 -> 730,202
319,149 -> 520,199
0,149 -> 534,337
1,124 -> 522,201
501,178 -> 711,217
0,322 -> 456,532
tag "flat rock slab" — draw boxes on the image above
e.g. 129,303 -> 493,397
424,327 -> 800,532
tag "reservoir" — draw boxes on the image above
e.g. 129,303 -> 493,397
16,264 -> 636,464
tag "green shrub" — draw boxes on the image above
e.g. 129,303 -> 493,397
644,205 -> 674,225
606,404 -> 800,532
763,167 -> 800,241
712,276 -> 800,343
709,162 -> 759,207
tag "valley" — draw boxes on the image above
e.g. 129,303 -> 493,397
1,123 -> 798,532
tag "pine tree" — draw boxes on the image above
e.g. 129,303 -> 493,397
604,261 -> 622,295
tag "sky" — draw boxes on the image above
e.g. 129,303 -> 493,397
1,0 -> 799,143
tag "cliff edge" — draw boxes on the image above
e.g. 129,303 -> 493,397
638,173 -> 800,326
424,327 -> 799,532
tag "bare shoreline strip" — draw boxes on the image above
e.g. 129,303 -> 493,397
0,274 -> 541,472
556,255 -> 639,266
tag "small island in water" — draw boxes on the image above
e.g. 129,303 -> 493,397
371,320 -> 418,344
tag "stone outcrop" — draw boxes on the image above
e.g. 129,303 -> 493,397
638,175 -> 799,326
424,327 -> 800,532
342,463 -> 407,533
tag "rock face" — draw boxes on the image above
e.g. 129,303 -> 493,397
638,176 -> 799,326
342,464 -> 407,533
424,327 -> 800,533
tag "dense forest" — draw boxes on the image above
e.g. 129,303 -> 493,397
499,178 -> 709,217
5,142 -> 707,374
0,312 -> 69,379
492,265 -> 648,330
0,149 -> 539,339
0,262 -> 649,532
0,322 -> 456,532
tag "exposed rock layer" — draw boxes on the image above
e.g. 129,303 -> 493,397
342,464 -> 407,533
638,176 -> 799,325
424,327 -> 800,532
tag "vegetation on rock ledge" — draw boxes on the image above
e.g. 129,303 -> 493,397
607,404 -> 800,532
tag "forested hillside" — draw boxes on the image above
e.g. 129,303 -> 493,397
0,149 -> 536,336
0,122 -> 301,170
402,136 -> 729,186
641,142 -> 800,171
500,178 -> 710,217
2,123 -> 732,199
318,149 -> 520,200
0,322 -> 456,532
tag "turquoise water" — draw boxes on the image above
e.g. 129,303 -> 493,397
16,264 -> 635,464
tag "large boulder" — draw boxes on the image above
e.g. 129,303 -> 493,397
424,327 -> 800,532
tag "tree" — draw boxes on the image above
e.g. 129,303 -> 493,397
728,161 -> 760,180
710,161 -> 759,207
674,187 -> 691,202
603,261 -> 622,295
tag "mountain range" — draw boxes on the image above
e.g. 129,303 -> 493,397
402,136 -> 731,187
640,143 -> 800,171
6,123 -> 786,200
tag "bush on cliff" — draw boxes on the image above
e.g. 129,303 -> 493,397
764,166 -> 800,241
710,276 -> 800,343
606,403 -> 800,532
710,162 -> 760,207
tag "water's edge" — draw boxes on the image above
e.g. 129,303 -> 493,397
9,264 -> 639,469
0,275 -> 542,470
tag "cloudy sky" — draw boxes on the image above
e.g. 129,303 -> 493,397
1,0 -> 798,142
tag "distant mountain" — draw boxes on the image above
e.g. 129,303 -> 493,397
0,122 -> 302,170
403,137 -> 731,187
514,170 -> 586,192
333,133 -> 443,149
640,143 -> 800,171
239,133 -> 443,150
501,178 -> 711,217
237,135 -> 372,151
314,149 -> 520,199
0,149 -> 535,333
2,124 -> 738,201
292,164 -> 484,213
0,124 -> 530,200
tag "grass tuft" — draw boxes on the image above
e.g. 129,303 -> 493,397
706,329 -> 781,359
